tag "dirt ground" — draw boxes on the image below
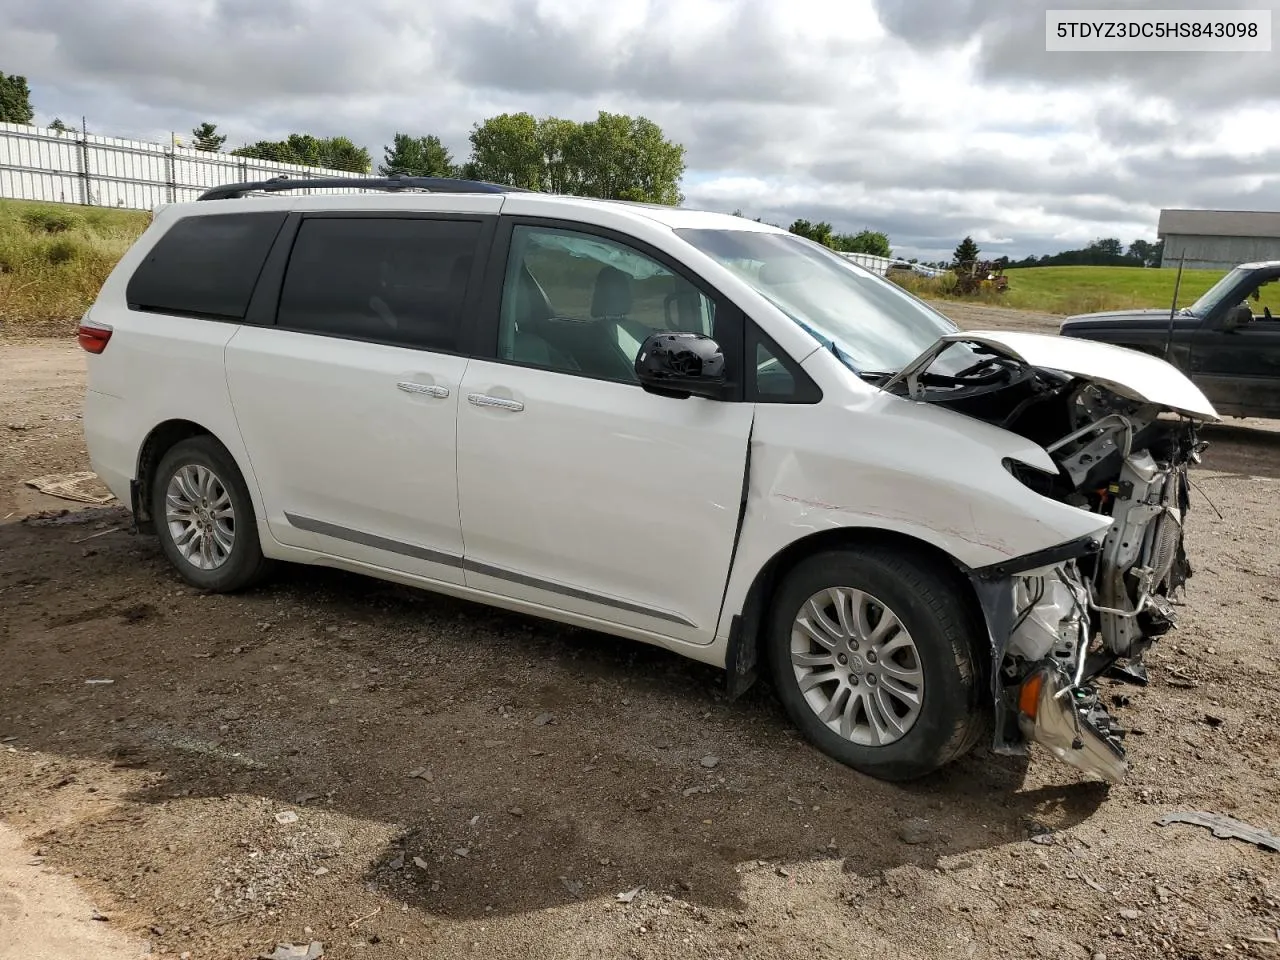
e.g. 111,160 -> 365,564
2,303 -> 1279,960
920,300 -> 1056,333
0,822 -> 147,960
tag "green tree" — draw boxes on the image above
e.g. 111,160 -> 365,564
1088,237 -> 1124,257
1126,238 -> 1165,267
565,112 -> 685,204
536,116 -> 583,195
0,71 -> 34,124
314,135 -> 370,173
191,122 -> 226,152
466,112 -> 545,189
464,110 -> 685,203
378,133 -> 456,177
835,229 -> 891,257
48,117 -> 76,134
953,235 -> 980,267
232,134 -> 371,173
789,218 -> 835,247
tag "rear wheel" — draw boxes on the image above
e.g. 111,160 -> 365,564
150,436 -> 274,592
766,546 -> 987,781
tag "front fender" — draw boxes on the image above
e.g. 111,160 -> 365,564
717,392 -> 1112,640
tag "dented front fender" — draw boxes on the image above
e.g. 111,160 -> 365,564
718,390 -> 1113,643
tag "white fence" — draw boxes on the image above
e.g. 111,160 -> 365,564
838,251 -> 945,278
839,252 -> 898,276
0,121 -> 367,210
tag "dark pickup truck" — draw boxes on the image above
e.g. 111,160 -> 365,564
1059,260 -> 1280,419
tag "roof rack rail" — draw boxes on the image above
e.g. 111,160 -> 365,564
197,173 -> 532,201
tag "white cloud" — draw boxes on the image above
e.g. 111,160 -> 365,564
1,0 -> 1277,260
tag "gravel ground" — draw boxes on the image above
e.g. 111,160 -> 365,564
2,304 -> 1279,960
923,300 -> 1063,333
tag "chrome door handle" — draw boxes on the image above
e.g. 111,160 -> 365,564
467,393 -> 524,412
397,381 -> 449,398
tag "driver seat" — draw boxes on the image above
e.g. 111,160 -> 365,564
587,266 -> 649,378
591,266 -> 633,320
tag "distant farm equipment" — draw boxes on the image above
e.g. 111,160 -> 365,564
952,260 -> 1009,296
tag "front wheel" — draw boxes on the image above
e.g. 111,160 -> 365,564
150,436 -> 275,592
766,546 -> 987,781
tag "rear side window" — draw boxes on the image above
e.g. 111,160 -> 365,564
276,217 -> 483,353
126,211 -> 287,320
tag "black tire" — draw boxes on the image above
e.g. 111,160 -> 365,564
150,436 -> 275,592
765,546 -> 988,781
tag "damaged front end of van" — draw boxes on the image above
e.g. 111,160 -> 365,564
884,331 -> 1217,782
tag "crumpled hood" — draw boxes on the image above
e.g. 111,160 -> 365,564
926,329 -> 1220,421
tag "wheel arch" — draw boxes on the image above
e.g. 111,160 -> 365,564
131,419 -> 217,533
1113,341 -> 1165,358
724,526 -> 987,699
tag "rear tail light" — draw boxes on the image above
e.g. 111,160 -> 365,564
77,318 -> 113,354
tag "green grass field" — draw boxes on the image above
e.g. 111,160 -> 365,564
893,264 -> 1235,316
1000,265 -> 1230,315
0,198 -> 150,336
0,196 -> 1263,335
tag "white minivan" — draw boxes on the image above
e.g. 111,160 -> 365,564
80,175 -> 1218,783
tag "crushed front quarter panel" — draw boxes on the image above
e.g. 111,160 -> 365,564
716,387 -> 1114,643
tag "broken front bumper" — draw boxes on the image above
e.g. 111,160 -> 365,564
968,534 -> 1131,783
1016,663 -> 1127,783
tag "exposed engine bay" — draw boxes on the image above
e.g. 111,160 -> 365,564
885,337 -> 1210,782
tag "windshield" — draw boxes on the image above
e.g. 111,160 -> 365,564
1187,266 -> 1248,316
675,228 -> 960,374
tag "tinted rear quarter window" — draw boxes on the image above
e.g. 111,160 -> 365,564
126,211 -> 287,319
276,216 -> 483,353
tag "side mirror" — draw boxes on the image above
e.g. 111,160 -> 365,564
1223,302 -> 1252,332
635,332 -> 729,400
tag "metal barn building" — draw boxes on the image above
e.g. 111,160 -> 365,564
1158,209 -> 1280,270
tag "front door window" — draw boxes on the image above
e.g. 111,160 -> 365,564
497,226 -> 717,382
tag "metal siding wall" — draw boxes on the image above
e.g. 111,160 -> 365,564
0,121 -> 366,210
1161,233 -> 1280,270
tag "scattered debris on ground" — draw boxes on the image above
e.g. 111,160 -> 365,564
22,471 -> 115,504
1156,812 -> 1280,853
259,943 -> 324,960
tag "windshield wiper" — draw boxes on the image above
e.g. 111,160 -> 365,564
823,338 -> 899,385
791,317 -> 857,370
825,341 -> 899,384
790,314 -> 895,382
857,369 -> 896,385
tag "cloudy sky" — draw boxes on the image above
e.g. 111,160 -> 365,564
3,0 -> 1278,261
